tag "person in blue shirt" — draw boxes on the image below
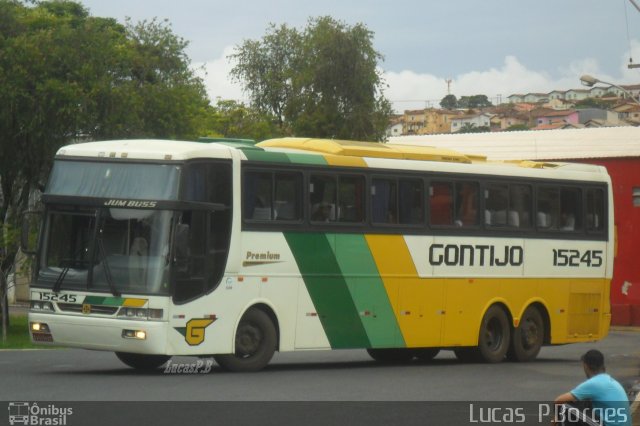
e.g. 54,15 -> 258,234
554,349 -> 631,426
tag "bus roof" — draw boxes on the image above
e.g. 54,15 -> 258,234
54,137 -> 608,180
257,138 -> 475,164
56,139 -> 233,161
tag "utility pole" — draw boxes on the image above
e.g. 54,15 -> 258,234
445,78 -> 452,95
628,0 -> 640,68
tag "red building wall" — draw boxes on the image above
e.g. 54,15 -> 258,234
575,158 -> 640,325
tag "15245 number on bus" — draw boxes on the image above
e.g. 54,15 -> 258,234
552,249 -> 603,267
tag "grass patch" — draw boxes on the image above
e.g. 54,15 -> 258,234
0,314 -> 48,349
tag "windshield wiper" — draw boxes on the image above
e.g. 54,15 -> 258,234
96,238 -> 121,297
53,247 -> 89,293
52,265 -> 70,293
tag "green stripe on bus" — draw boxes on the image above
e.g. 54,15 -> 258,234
241,149 -> 292,163
284,232 -> 370,349
333,234 -> 404,348
83,296 -> 124,306
239,146 -> 327,165
284,153 -> 327,165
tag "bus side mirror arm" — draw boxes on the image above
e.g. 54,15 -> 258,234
21,211 -> 42,256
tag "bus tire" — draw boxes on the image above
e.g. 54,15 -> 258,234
214,308 -> 277,372
366,348 -> 415,364
477,305 -> 510,363
414,348 -> 440,362
507,306 -> 544,362
115,352 -> 171,371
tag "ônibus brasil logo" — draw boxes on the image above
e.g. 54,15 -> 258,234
8,402 -> 73,425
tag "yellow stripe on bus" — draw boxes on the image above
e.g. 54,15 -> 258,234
322,154 -> 368,168
365,235 -> 610,348
365,234 -> 444,348
122,298 -> 147,308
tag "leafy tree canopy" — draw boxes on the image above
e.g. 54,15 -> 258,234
440,94 -> 458,109
573,97 -> 616,110
0,0 -> 209,265
504,124 -> 530,132
230,16 -> 392,141
203,100 -> 283,141
457,123 -> 491,134
457,95 -> 493,109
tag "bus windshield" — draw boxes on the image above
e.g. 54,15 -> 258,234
39,207 -> 173,296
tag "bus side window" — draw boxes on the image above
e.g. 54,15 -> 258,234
586,188 -> 605,232
510,184 -> 532,228
337,176 -> 365,223
244,172 -> 273,220
399,179 -> 423,225
372,178 -> 397,224
310,175 -> 337,222
537,187 -> 559,230
173,211 -> 207,303
184,162 -> 231,205
176,161 -> 232,303
455,182 -> 479,227
274,173 -> 302,221
429,182 -> 453,226
560,188 -> 582,231
485,184 -> 508,227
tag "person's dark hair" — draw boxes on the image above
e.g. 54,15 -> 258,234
581,349 -> 605,371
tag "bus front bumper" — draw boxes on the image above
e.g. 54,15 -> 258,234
29,312 -> 168,354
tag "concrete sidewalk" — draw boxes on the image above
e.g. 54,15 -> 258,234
611,326 -> 640,333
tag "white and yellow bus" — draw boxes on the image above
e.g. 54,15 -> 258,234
26,137 -> 613,371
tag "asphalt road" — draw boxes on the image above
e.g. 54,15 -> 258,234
1,330 -> 638,402
0,331 -> 640,425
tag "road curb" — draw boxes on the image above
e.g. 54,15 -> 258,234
632,392 -> 640,426
611,326 -> 640,333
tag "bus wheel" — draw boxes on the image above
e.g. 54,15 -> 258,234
366,348 -> 415,363
477,305 -> 510,363
214,308 -> 277,372
115,352 -> 171,371
414,348 -> 440,362
507,307 -> 544,362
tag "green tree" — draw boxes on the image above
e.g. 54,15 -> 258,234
458,95 -> 493,109
203,99 -> 283,141
230,16 -> 392,141
440,94 -> 458,109
0,1 -> 210,333
504,124 -> 529,132
458,123 -> 491,133
573,97 -> 615,109
228,24 -> 299,130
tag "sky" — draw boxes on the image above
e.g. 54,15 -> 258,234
78,0 -> 640,112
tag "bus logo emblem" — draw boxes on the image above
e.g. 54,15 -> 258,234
82,304 -> 91,314
174,318 -> 216,346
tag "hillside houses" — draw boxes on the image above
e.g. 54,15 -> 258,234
390,83 -> 640,136
450,112 -> 492,132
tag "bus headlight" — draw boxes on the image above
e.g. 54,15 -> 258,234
117,308 -> 163,320
122,329 -> 146,340
30,322 -> 50,332
30,301 -> 54,312
30,322 -> 54,343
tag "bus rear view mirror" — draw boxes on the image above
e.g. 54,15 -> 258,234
21,211 -> 42,256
